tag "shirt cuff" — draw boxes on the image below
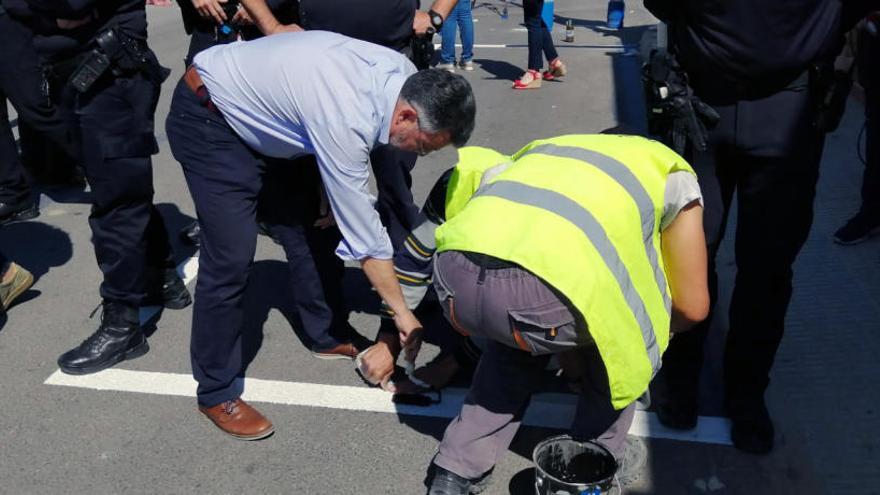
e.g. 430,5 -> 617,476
335,235 -> 394,261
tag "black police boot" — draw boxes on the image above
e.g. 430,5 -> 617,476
57,301 -> 148,375
144,268 -> 192,310
427,464 -> 490,495
0,194 -> 39,225
728,398 -> 775,455
179,221 -> 200,247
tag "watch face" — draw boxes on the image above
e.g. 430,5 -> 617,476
432,13 -> 443,26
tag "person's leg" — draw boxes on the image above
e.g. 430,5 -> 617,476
522,0 -> 544,71
0,94 -> 33,222
439,7 -> 459,66
723,81 -> 824,454
458,1 -> 475,63
539,18 -> 559,65
259,158 -> 350,353
74,74 -> 163,307
569,345 -> 635,457
435,339 -> 550,479
653,105 -> 738,429
166,80 -> 264,407
0,14 -> 80,164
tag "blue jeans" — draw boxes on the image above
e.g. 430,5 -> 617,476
440,0 -> 474,64
523,0 -> 558,71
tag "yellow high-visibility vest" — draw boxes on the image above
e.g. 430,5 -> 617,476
436,134 -> 696,409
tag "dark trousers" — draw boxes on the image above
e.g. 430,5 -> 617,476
522,0 -> 558,71
167,80 -> 268,405
658,75 -> 825,414
858,32 -> 880,216
258,159 -> 351,350
0,96 -> 28,202
0,13 -> 78,200
433,251 -> 633,479
58,70 -> 172,306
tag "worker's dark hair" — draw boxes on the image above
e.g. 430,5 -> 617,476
400,69 -> 476,148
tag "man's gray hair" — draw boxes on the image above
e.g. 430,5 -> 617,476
400,69 -> 476,148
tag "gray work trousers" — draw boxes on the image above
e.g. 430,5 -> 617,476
432,251 -> 636,480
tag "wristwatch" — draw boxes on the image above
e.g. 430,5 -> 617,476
428,9 -> 444,31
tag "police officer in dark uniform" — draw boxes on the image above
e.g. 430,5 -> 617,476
643,0 -> 876,454
4,0 -> 192,374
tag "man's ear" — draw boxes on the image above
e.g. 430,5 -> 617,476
393,102 -> 419,126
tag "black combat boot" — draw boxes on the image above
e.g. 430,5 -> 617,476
0,194 -> 39,225
57,301 -> 148,375
144,267 -> 192,310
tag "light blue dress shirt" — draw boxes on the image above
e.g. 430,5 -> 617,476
193,30 -> 417,260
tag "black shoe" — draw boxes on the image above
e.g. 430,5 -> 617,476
833,211 -> 880,245
57,301 -> 148,375
144,268 -> 192,310
729,400 -> 774,455
427,465 -> 490,495
179,221 -> 200,247
654,396 -> 698,430
0,196 -> 39,225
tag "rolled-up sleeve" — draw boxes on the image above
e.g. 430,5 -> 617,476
308,123 -> 394,261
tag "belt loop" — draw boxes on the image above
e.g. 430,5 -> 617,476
477,266 -> 487,285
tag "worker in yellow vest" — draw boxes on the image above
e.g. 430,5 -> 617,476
358,134 -> 709,493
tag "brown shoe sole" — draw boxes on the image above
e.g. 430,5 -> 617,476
1,265 -> 34,310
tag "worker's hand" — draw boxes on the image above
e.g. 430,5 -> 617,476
56,14 -> 93,29
268,22 -> 304,35
395,310 -> 423,362
357,332 -> 401,389
232,7 -> 253,25
412,10 -> 432,35
192,0 -> 229,24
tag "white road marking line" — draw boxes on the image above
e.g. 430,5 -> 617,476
63,256 -> 731,445
44,368 -> 732,445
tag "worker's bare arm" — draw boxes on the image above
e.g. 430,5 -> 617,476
661,201 -> 710,332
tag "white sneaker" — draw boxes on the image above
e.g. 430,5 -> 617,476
436,62 -> 456,72
459,60 -> 475,71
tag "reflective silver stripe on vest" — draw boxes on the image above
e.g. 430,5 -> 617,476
522,144 -> 671,311
474,180 -> 661,371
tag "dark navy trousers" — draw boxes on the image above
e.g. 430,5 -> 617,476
657,73 -> 826,414
166,79 -> 265,405
0,13 -> 78,201
58,68 -> 172,306
258,158 -> 351,351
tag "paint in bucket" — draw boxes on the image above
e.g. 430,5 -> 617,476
533,435 -> 617,495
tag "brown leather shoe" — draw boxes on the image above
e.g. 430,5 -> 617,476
198,399 -> 274,440
311,342 -> 359,360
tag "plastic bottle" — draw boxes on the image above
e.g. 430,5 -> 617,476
501,0 -> 508,20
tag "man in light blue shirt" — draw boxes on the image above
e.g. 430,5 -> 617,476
166,30 -> 476,440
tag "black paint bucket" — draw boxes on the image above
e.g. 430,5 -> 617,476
533,435 -> 618,495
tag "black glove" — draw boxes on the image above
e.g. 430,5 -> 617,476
643,49 -> 719,155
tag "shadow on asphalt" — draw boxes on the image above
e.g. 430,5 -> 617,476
0,220 -> 72,281
473,58 -> 523,82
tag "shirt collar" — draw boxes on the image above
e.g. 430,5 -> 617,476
378,72 -> 407,145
